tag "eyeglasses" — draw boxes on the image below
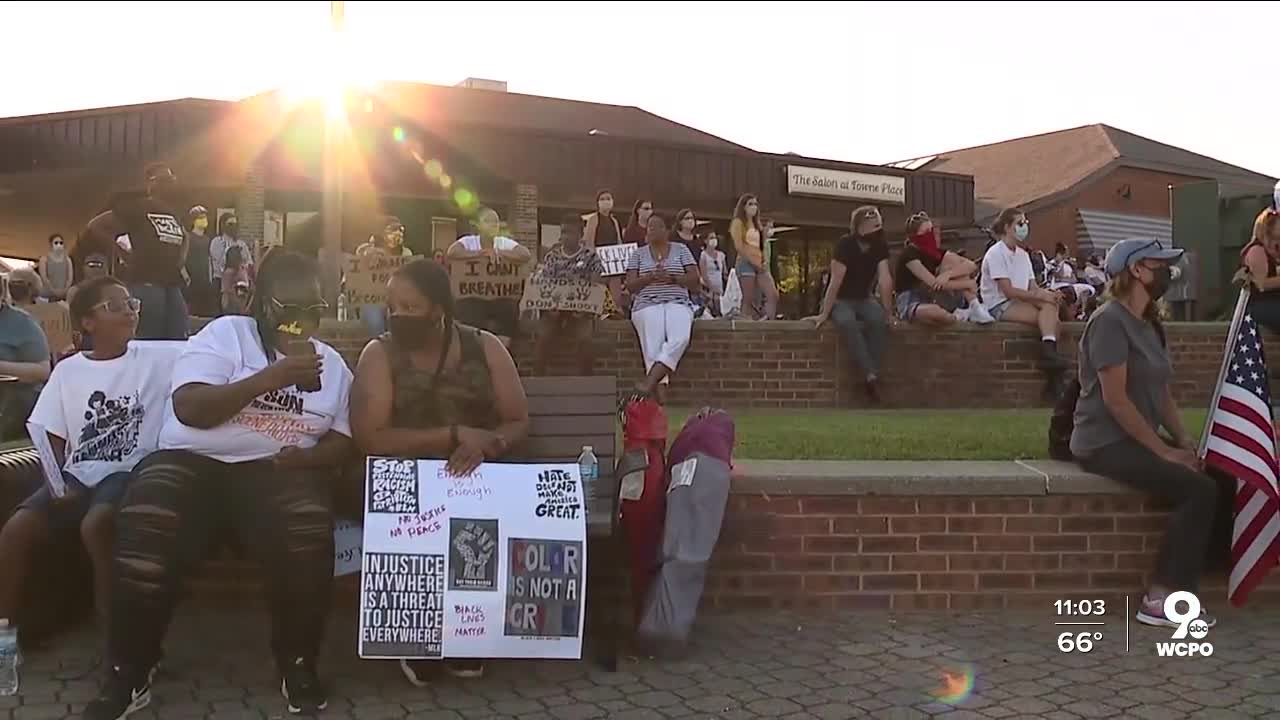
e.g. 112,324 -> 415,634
92,297 -> 142,314
85,261 -> 105,269
909,211 -> 930,222
52,241 -> 65,247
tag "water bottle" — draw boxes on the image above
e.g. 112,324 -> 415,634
336,291 -> 349,322
0,618 -> 18,696
577,445 -> 598,502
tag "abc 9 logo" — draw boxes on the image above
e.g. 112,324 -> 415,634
1165,591 -> 1209,640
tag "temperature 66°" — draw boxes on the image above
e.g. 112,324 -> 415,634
1058,631 -> 1102,653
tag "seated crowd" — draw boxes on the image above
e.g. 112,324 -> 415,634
0,197 -> 1236,719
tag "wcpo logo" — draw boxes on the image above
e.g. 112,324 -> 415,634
1155,591 -> 1213,657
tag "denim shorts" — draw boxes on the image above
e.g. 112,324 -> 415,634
895,290 -> 929,322
986,300 -> 1011,321
735,257 -> 759,278
15,470 -> 132,531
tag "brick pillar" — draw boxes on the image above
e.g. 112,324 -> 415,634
513,183 -> 539,254
237,163 -> 266,262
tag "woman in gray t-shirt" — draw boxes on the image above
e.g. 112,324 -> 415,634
1071,238 -> 1218,630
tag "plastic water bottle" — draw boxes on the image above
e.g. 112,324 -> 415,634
0,618 -> 18,696
577,445 -> 598,501
336,291 -> 349,322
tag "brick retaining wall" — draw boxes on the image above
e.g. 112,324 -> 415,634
307,319 -> 1231,409
188,461 -> 1279,614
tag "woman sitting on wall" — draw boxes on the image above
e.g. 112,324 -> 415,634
1071,238 -> 1218,629
625,214 -> 699,404
85,250 -> 353,719
0,277 -> 177,644
350,258 -> 529,684
893,211 -> 994,327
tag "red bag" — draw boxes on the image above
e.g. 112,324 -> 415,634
620,398 -> 668,625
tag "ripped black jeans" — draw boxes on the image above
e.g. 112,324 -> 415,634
107,450 -> 334,673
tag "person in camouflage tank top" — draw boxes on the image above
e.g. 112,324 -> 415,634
350,258 -> 529,684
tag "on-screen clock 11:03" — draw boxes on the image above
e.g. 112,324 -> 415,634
1055,600 -> 1106,615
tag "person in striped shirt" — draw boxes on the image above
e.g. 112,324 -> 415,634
624,214 -> 699,404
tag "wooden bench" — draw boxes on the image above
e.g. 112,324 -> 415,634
513,375 -> 624,672
0,375 -> 629,670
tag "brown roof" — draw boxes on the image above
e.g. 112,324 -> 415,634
897,124 -> 1276,221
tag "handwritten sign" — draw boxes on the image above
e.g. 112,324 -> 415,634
596,243 -> 636,277
29,302 -> 72,355
359,458 -> 586,660
450,259 -> 530,301
344,254 -> 420,305
334,519 -> 363,577
519,275 -> 606,315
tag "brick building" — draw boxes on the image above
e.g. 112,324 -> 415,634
891,123 -> 1275,261
0,80 -> 977,316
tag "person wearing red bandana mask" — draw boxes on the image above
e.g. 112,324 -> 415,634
892,212 -> 994,326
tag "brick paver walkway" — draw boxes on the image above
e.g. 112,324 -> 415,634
3,606 -> 1279,719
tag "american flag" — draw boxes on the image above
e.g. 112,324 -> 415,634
1203,313 -> 1280,605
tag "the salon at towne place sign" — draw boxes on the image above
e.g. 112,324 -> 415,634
786,165 -> 907,205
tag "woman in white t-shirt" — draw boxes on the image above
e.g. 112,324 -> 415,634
446,207 -> 533,348
0,276 -> 179,638
978,208 -> 1067,376
85,250 -> 353,719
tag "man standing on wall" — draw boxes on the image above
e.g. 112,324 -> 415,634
77,162 -> 190,339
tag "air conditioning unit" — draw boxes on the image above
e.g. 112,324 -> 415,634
455,78 -> 507,92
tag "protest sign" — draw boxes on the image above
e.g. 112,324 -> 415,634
344,254 -> 420,306
519,274 -> 606,315
597,243 -> 637,277
334,519 -> 363,577
359,458 -> 586,660
450,258 -> 530,301
29,302 -> 72,354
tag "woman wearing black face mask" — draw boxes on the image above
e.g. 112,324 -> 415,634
1071,238 -> 1218,630
350,258 -> 529,685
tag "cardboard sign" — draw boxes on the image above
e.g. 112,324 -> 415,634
344,254 -> 421,306
519,275 -> 606,315
450,259 -> 530,301
597,243 -> 637,277
29,302 -> 72,354
358,458 -> 587,660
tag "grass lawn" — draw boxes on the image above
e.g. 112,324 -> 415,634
666,408 -> 1209,461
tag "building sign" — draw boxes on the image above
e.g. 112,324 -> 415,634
358,458 -> 586,660
786,165 -> 906,205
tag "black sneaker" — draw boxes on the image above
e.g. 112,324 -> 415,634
83,665 -> 151,720
280,657 -> 328,715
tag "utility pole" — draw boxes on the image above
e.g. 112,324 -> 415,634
320,0 -> 346,309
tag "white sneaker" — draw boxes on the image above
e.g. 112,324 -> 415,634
952,306 -> 972,323
968,303 -> 996,325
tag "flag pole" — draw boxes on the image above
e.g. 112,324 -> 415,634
1199,286 -> 1253,458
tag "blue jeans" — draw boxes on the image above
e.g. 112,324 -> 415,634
129,283 -> 188,340
831,299 -> 887,379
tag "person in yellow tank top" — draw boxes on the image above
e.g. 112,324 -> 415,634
729,193 -> 779,319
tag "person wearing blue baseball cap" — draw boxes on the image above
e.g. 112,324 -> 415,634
1071,237 -> 1218,629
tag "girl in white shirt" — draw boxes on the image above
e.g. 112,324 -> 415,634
85,250 -> 352,719
0,276 -> 178,640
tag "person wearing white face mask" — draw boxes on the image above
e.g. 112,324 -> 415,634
699,231 -> 727,318
979,208 -> 1067,376
38,233 -> 74,301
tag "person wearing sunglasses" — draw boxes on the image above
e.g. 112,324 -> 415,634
1071,237 -> 1218,630
38,233 -> 74,301
85,250 -> 353,719
78,162 -> 191,340
1240,209 -> 1280,334
0,276 -> 181,651
0,274 -> 51,442
893,212 -> 994,327
350,259 -> 529,684
979,208 -> 1067,376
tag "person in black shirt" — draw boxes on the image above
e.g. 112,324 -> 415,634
77,163 -> 190,339
807,206 -> 895,403
894,212 -> 994,326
